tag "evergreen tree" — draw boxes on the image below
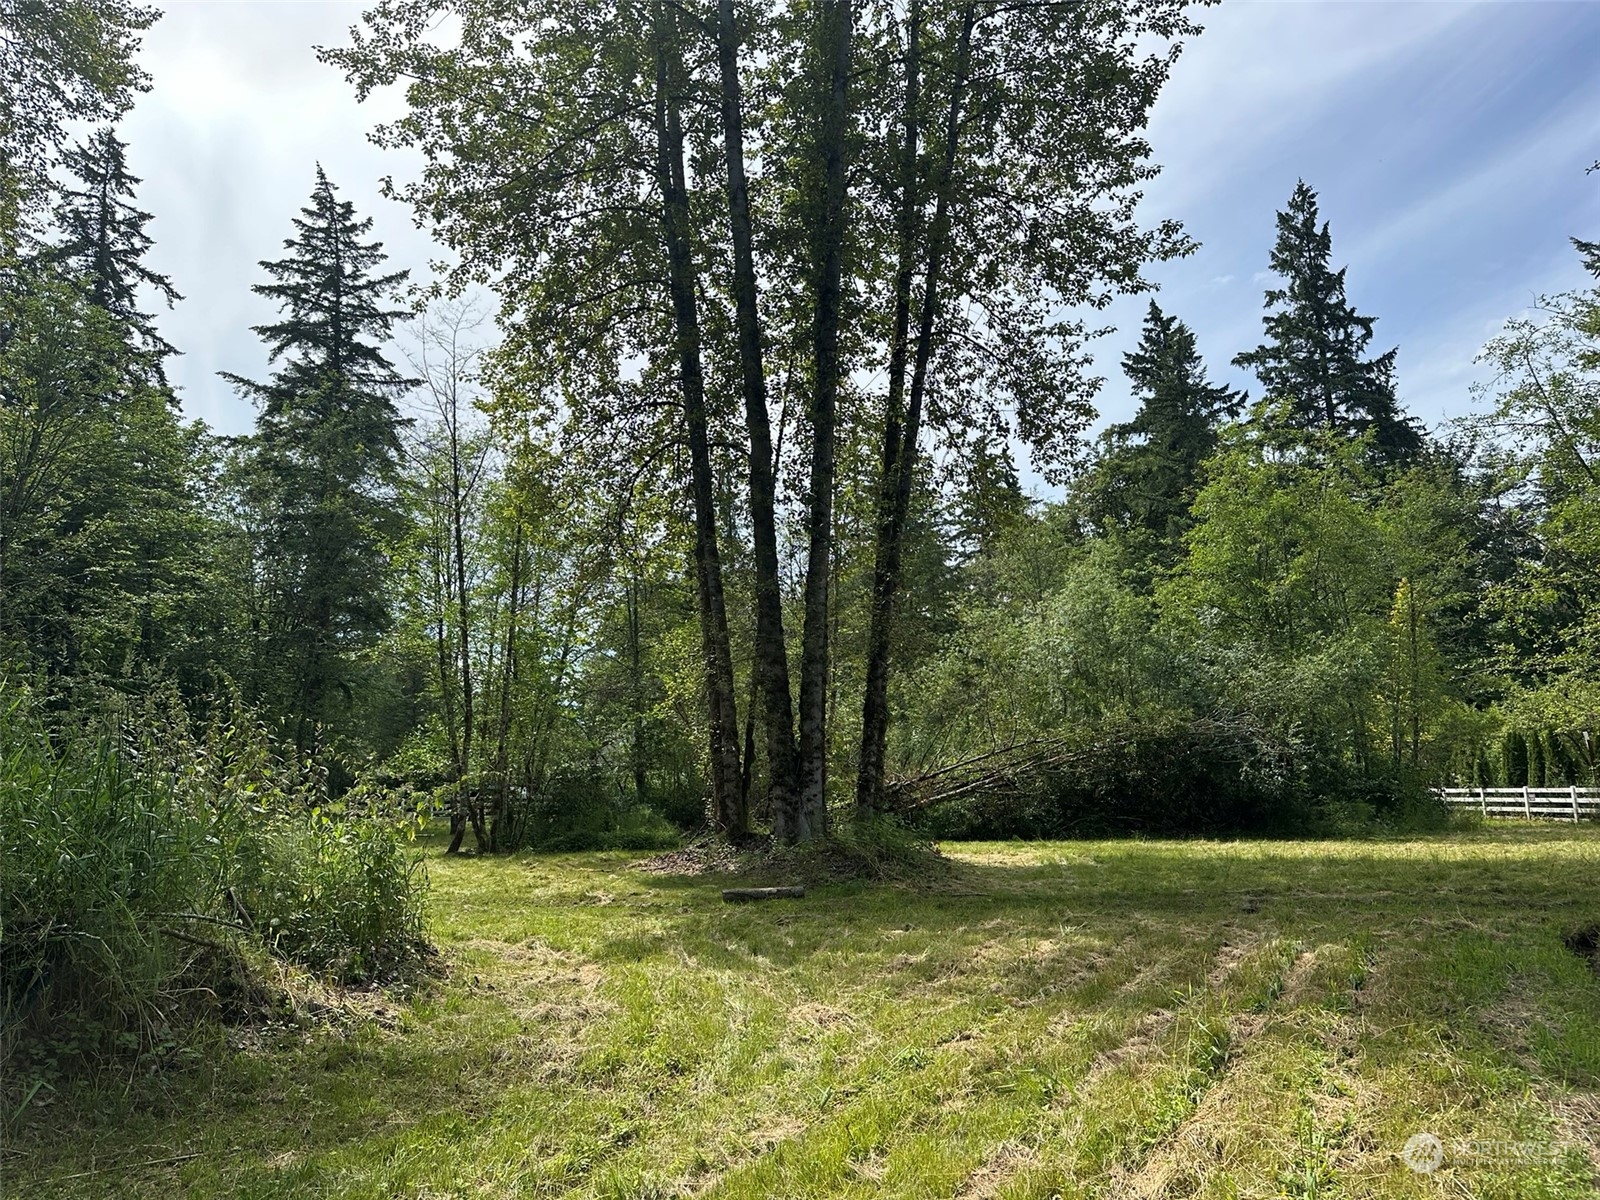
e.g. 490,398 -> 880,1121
1235,182 -> 1421,459
1081,302 -> 1242,548
1577,161 -> 1599,277
223,167 -> 414,752
50,126 -> 181,370
0,0 -> 155,254
1575,234 -> 1600,281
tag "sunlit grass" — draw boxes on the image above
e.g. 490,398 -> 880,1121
10,824 -> 1600,1198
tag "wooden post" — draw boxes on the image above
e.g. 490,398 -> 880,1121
1479,786 -> 1486,816
1572,784 -> 1580,823
1523,785 -> 1531,819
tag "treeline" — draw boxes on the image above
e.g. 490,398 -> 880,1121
1,1 -> 433,1070
5,0 -> 1600,861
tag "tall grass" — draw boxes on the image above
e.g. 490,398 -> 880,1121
0,685 -> 428,1070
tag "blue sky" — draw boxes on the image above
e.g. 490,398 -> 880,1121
1092,0 -> 1600,441
124,1 -> 1600,441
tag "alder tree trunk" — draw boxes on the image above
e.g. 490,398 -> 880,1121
794,0 -> 854,843
716,0 -> 802,838
857,3 -> 975,815
489,520 -> 522,851
856,0 -> 922,814
654,3 -> 745,835
449,406 -> 488,852
627,575 -> 649,805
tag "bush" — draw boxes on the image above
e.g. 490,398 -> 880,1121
914,712 -> 1314,839
913,711 -> 1457,840
230,805 -> 428,980
0,686 -> 428,1066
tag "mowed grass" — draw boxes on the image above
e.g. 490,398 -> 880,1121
10,825 -> 1600,1198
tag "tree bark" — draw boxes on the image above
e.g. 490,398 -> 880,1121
857,2 -> 975,815
627,573 -> 649,804
447,376 -> 487,852
653,2 -> 745,835
857,0 -> 923,813
793,0 -> 855,843
490,519 -> 522,851
432,506 -> 468,855
716,0 -> 802,838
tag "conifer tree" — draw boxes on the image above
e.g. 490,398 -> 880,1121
0,0 -> 155,254
1235,182 -> 1421,459
223,168 -> 413,752
1084,302 -> 1242,547
1575,234 -> 1600,280
50,126 -> 180,369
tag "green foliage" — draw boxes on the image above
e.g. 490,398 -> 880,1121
501,768 -> 682,853
5,0 -> 1595,862
897,424 -> 1488,833
0,263 -> 214,686
917,711 -> 1314,839
0,685 -> 429,1065
229,802 -> 429,980
1462,240 -> 1600,780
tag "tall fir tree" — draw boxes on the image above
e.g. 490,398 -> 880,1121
1578,161 -> 1599,277
223,167 -> 413,752
1234,181 -> 1421,460
1575,233 -> 1600,281
1082,302 -> 1242,549
50,127 -> 180,372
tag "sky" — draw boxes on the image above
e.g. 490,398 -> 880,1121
122,1 -> 1600,442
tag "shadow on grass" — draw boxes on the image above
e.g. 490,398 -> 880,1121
585,826 -> 1600,965
15,824 -> 1600,1197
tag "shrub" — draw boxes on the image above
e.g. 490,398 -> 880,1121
912,711 -> 1456,840
914,712 -> 1313,839
0,685 -> 429,1067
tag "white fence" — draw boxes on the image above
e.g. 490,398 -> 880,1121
1438,786 -> 1600,822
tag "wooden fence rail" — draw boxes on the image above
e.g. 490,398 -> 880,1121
1437,786 -> 1600,822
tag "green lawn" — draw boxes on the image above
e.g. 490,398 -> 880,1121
11,825 -> 1600,1198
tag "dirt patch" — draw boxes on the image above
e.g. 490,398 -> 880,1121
1205,932 -> 1263,989
955,1141 -> 1036,1199
1478,989 -> 1542,1062
1081,1007 -> 1177,1088
790,1002 -> 856,1032
748,1116 -> 808,1150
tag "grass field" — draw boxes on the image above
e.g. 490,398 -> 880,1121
9,824 -> 1600,1198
